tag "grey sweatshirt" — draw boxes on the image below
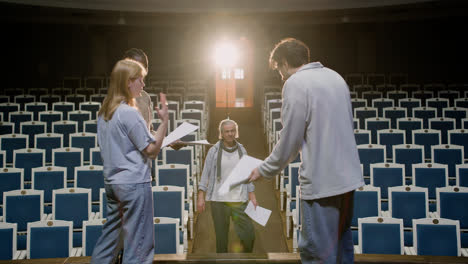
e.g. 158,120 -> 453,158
258,62 -> 364,200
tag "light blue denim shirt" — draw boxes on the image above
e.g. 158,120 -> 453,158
199,141 -> 255,201
97,102 -> 155,184
258,62 -> 364,200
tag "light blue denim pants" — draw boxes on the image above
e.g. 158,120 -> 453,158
91,182 -> 154,264
299,191 -> 354,264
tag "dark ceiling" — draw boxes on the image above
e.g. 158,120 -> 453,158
0,0 -> 467,27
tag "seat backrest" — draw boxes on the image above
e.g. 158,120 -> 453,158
90,147 -> 102,166
0,168 -> 24,204
431,144 -> 463,178
288,162 -> 301,199
38,110 -> 62,132
352,185 -> 381,227
52,120 -> 78,147
4,189 -> 44,231
413,107 -> 437,128
413,218 -> 460,256
400,84 -> 420,97
448,129 -> 468,159
354,129 -> 371,145
0,150 -> 5,168
52,187 -> 91,228
35,133 -> 63,163
396,117 -> 422,144
372,98 -> 393,117
152,186 -> 185,224
183,100 -> 205,112
412,129 -> 441,160
163,147 -> 194,178
0,222 -> 17,260
357,144 -> 386,176
14,95 -> 35,111
387,90 -> 408,105
27,220 -> 72,259
377,129 -> 405,159
9,111 -> 33,134
383,107 -> 407,129
99,188 -> 107,219
153,217 -> 180,254
389,185 -> 428,227
52,101 -> 75,120
362,91 -> 382,106
67,111 -> 91,132
20,121 -> 46,148
351,99 -> 367,112
359,217 -> 403,255
82,218 -> 105,256
455,98 -> 468,109
52,147 -> 83,181
79,102 -> 101,120
180,109 -> 203,130
438,90 -> 460,107
13,148 -> 45,182
393,144 -> 424,177
0,103 -> 20,122
70,132 -> 97,162
412,163 -> 448,199
0,134 -> 28,164
429,117 -> 455,144
32,166 -> 67,204
436,186 -> 468,229
156,164 -> 190,200
0,122 -> 14,136
75,165 -> 104,202
354,107 -> 377,131
456,164 -> 468,187
399,98 -> 421,117
427,98 -> 449,117
370,163 -> 404,199
84,120 -> 98,134
443,108 -> 467,129
365,117 -> 390,144
39,95 -> 60,110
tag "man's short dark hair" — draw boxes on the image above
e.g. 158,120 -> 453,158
123,48 -> 148,71
269,38 -> 310,70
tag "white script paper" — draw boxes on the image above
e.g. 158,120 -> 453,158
181,139 -> 212,146
218,155 -> 263,195
244,201 -> 272,227
162,122 -> 198,147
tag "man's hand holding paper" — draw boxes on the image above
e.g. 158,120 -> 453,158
218,155 -> 263,196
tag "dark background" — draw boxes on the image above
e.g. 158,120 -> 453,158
1,1 -> 467,89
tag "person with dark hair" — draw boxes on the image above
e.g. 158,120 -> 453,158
198,119 -> 257,253
91,59 -> 169,264
123,48 -> 154,135
249,38 -> 364,263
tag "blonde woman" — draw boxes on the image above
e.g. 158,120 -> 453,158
91,59 -> 168,264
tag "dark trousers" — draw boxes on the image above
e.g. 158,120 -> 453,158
210,201 -> 255,253
299,191 -> 355,264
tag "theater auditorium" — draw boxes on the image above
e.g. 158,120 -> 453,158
0,0 -> 467,263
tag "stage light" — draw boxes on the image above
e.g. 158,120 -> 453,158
213,41 -> 238,68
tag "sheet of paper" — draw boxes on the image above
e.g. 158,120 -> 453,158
244,201 -> 272,227
162,122 -> 198,147
218,155 -> 263,195
181,139 -> 212,146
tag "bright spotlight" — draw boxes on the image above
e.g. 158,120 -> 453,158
214,41 -> 238,67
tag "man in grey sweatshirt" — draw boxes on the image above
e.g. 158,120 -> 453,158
249,38 -> 364,263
